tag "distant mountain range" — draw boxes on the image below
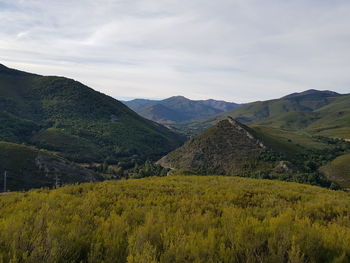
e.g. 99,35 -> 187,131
122,96 -> 240,124
172,89 -> 350,138
157,89 -> 350,187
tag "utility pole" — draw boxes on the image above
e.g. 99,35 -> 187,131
4,171 -> 7,193
55,174 -> 60,188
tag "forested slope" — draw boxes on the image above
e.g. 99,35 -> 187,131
0,64 -> 184,164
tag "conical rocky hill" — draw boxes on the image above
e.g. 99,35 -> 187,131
158,117 -> 270,174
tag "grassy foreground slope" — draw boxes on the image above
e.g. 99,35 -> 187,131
1,176 -> 350,263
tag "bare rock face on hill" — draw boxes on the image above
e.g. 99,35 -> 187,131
157,117 -> 269,174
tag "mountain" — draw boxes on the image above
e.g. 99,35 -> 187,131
123,96 -> 240,124
138,104 -> 185,123
0,64 -> 184,165
158,116 -> 350,186
0,141 -> 101,191
199,99 -> 241,111
215,89 -> 343,123
282,89 -> 340,99
158,117 -> 268,174
174,89 -> 350,138
121,98 -> 156,112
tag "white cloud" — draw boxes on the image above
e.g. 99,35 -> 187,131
0,0 -> 349,103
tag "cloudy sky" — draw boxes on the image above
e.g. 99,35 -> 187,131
1,0 -> 350,102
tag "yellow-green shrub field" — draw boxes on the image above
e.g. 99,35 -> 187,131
0,176 -> 350,263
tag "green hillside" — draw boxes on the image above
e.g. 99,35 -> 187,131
229,89 -> 342,123
250,125 -> 328,157
320,153 -> 350,189
256,95 -> 350,139
0,141 -> 101,191
0,176 -> 350,263
0,64 -> 184,164
307,95 -> 350,138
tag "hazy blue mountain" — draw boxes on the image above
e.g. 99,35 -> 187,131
123,95 -> 240,123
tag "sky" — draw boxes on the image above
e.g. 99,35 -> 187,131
0,0 -> 350,103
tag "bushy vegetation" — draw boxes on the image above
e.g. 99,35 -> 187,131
128,161 -> 169,179
0,176 -> 350,263
90,160 -> 169,180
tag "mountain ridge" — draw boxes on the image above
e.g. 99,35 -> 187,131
123,95 -> 240,124
172,89 -> 350,138
0,64 -> 185,164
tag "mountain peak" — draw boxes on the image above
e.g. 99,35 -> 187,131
166,95 -> 189,101
283,89 -> 340,99
124,96 -> 240,124
157,118 -> 266,174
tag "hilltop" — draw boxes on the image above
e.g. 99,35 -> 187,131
123,96 -> 240,124
0,64 -> 184,165
158,117 -> 268,174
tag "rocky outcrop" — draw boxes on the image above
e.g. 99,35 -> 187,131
273,161 -> 299,174
227,117 -> 266,149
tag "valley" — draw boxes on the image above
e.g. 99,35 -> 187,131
1,64 -> 350,191
2,1 -> 350,262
